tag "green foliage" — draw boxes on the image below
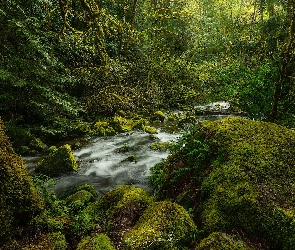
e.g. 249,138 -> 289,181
0,119 -> 44,244
35,144 -> 78,177
213,62 -> 279,119
123,201 -> 197,249
77,234 -> 116,250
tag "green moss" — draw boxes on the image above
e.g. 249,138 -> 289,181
197,232 -> 253,250
118,144 -> 131,153
150,141 -> 175,151
77,234 -> 116,250
70,185 -> 153,240
93,121 -> 116,136
122,154 -> 137,162
152,110 -> 166,122
22,232 -> 68,250
29,138 -> 47,152
29,210 -> 68,233
35,144 -> 78,177
111,116 -> 134,132
150,117 -> 295,249
142,125 -> 158,134
65,190 -> 95,206
77,184 -> 98,197
123,201 -> 197,249
0,119 -> 44,244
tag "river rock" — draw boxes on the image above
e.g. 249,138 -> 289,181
35,144 -> 78,177
150,116 -> 295,248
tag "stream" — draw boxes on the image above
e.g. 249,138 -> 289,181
23,101 -> 235,199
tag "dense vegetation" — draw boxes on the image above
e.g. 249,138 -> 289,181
1,0 -> 295,249
0,0 -> 294,151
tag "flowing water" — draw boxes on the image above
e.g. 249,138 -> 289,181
23,101 -> 236,199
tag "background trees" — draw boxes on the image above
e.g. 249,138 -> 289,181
0,0 -> 294,142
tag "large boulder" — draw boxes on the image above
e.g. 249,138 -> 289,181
150,117 -> 295,249
70,185 -> 153,247
123,201 -> 197,249
35,144 -> 78,177
0,119 -> 44,244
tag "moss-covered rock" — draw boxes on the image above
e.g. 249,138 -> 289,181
71,185 -> 153,247
29,210 -> 68,234
0,119 -> 44,244
152,110 -> 166,122
123,201 -> 197,249
196,232 -> 254,250
122,154 -> 137,162
35,144 -> 78,177
150,141 -> 175,151
77,184 -> 98,198
22,232 -> 67,250
29,137 -> 47,152
76,234 -> 116,250
93,121 -> 117,136
150,117 -> 295,249
111,116 -> 134,132
142,125 -> 158,134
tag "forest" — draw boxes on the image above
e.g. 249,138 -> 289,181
1,0 -> 295,249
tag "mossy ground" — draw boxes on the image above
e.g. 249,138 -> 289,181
0,119 -> 44,244
149,117 -> 295,249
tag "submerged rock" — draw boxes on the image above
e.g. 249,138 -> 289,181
35,144 -> 78,177
150,117 -> 295,249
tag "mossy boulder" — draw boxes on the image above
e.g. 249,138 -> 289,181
152,110 -> 166,122
150,117 -> 295,249
77,184 -> 98,198
72,185 -> 153,244
142,125 -> 158,134
123,201 -> 197,249
196,232 -> 253,250
29,210 -> 69,234
77,234 -> 116,250
93,121 -> 116,136
35,144 -> 78,177
122,154 -> 137,162
70,185 -> 153,246
0,119 -> 44,244
22,232 -> 67,250
111,116 -> 134,132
